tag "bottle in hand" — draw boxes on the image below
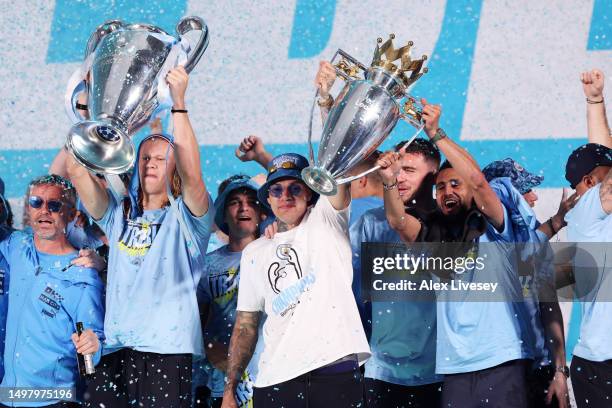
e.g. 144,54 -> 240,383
76,322 -> 96,377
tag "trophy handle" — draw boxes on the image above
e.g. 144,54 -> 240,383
330,49 -> 367,81
307,89 -> 319,165
84,20 -> 124,59
176,16 -> 210,74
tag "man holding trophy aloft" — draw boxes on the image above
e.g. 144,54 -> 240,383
66,17 -> 213,408
222,35 -> 434,408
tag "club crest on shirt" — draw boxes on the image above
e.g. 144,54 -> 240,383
268,244 -> 316,316
117,219 -> 161,256
267,244 -> 303,294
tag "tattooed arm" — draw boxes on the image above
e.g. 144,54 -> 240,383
221,311 -> 261,407
600,167 -> 612,214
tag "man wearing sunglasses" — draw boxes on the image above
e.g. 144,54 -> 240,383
0,174 -> 104,408
221,153 -> 370,408
67,66 -> 213,407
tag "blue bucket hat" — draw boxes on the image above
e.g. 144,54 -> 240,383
257,153 -> 319,210
482,158 -> 543,194
214,176 -> 270,234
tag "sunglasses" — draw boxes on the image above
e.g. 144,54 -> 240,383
28,196 -> 64,213
269,183 -> 304,198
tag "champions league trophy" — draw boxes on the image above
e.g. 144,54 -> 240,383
64,17 -> 209,174
302,34 -> 428,195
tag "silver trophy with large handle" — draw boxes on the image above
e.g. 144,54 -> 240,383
65,16 -> 209,174
302,34 -> 428,195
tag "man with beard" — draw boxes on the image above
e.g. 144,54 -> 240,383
564,68 -> 612,408
0,175 -> 104,407
350,136 -> 443,408
380,100 -> 535,407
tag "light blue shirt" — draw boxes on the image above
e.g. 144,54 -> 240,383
490,178 -> 553,367
0,231 -> 104,407
565,183 -> 612,361
96,193 -> 213,355
349,196 -> 383,227
0,241 -> 8,382
350,207 -> 442,386
433,206 -> 535,374
197,245 -> 253,403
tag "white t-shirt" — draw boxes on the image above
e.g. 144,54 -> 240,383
237,197 -> 371,387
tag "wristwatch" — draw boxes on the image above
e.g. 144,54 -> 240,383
555,365 -> 570,378
430,127 -> 447,144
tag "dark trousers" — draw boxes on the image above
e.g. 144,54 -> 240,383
83,348 -> 192,408
193,386 -> 212,408
364,377 -> 442,408
571,356 -> 612,408
1,403 -> 80,408
526,365 -> 560,408
253,365 -> 363,408
442,359 -> 529,408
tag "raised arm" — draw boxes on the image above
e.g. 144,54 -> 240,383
51,90 -> 90,177
234,135 -> 272,169
422,99 -> 504,229
378,151 -> 422,242
166,66 -> 209,217
315,61 -> 336,124
536,189 -> 579,238
221,311 -> 260,408
581,69 -> 611,149
66,155 -> 109,220
328,182 -> 351,211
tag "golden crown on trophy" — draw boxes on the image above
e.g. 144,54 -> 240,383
371,34 -> 428,88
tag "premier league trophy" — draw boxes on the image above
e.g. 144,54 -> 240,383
302,34 -> 428,195
64,16 -> 209,174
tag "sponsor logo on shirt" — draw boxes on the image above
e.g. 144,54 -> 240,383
208,266 -> 239,305
267,244 -> 316,316
117,219 -> 161,257
44,285 -> 64,302
38,285 -> 64,318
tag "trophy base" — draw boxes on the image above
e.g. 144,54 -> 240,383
301,166 -> 338,196
66,121 -> 135,175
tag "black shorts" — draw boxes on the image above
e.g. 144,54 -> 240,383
83,348 -> 192,408
364,377 -> 442,408
571,355 -> 612,408
253,362 -> 363,408
442,359 -> 529,408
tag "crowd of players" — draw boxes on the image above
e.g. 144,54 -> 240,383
0,64 -> 610,408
